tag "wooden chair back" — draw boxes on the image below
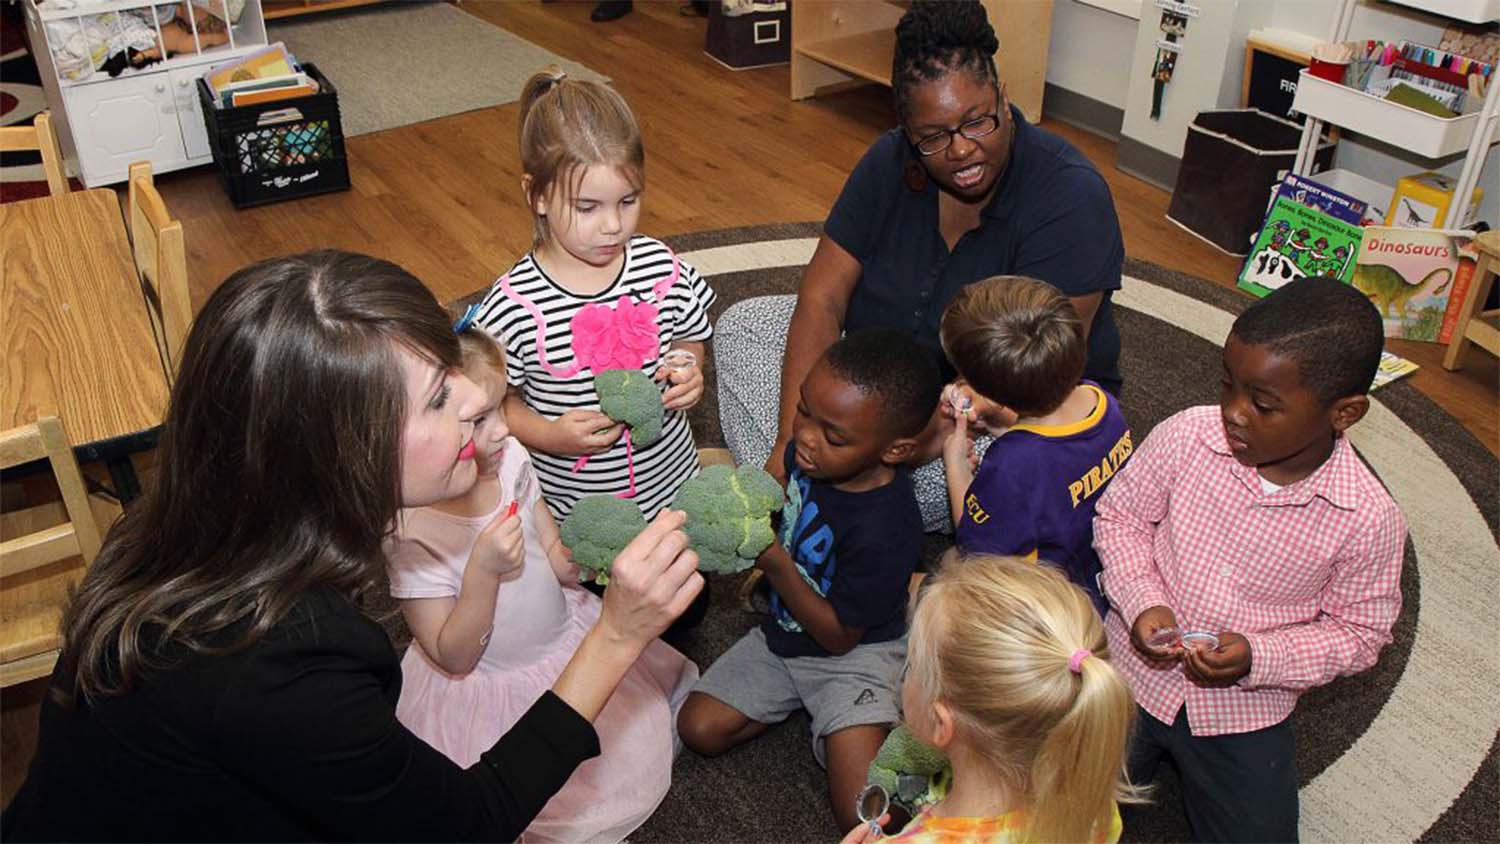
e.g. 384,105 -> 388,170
127,161 -> 192,380
0,112 -> 68,195
0,417 -> 104,687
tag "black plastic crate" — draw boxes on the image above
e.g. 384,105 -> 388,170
197,62 -> 351,209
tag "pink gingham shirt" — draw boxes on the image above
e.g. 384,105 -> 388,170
1095,406 -> 1406,736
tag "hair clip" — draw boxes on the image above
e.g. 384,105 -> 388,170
452,303 -> 481,334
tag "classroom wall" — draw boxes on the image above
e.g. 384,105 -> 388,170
1046,0 -> 1136,109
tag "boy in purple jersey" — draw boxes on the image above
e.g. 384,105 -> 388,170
939,276 -> 1132,614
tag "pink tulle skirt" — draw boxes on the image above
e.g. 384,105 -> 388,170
396,587 -> 698,844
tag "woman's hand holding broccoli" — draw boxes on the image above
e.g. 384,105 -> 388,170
548,409 -> 624,456
596,510 -> 705,651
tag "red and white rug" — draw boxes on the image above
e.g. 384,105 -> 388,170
1,9 -> 78,203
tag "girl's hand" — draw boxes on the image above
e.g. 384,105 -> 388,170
839,815 -> 890,844
655,362 -> 704,411
551,410 -> 624,455
597,510 -> 704,651
469,506 -> 525,581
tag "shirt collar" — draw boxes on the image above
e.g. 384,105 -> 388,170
981,104 -> 1031,221
1198,416 -> 1362,510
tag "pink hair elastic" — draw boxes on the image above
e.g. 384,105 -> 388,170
1069,648 -> 1091,674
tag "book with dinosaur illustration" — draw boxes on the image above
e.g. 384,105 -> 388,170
1352,227 -> 1477,343
1238,197 -> 1364,297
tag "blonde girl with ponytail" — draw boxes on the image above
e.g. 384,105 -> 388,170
861,554 -> 1138,844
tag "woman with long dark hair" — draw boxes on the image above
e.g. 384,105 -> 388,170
3,250 -> 703,841
716,0 -> 1125,532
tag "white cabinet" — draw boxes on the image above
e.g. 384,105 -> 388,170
61,72 -> 186,185
23,0 -> 269,187
169,65 -> 213,159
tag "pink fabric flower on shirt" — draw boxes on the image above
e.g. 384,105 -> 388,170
570,296 -> 660,373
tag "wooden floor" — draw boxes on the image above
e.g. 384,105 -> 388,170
147,0 -> 1497,452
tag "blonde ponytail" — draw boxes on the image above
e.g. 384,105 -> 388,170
907,555 -> 1140,844
515,66 -> 644,246
1029,642 -> 1137,843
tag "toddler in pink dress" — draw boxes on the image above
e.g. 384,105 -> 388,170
387,323 -> 697,844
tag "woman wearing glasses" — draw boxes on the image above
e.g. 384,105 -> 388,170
717,0 -> 1124,531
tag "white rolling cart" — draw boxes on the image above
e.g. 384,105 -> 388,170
1289,0 -> 1500,225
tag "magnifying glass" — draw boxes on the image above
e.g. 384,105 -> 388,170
855,783 -> 890,839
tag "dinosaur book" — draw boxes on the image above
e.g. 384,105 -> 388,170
1352,227 -> 1477,343
1238,198 -> 1364,297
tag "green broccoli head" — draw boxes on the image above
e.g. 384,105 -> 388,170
595,369 -> 664,446
558,495 -> 647,584
871,724 -> 949,777
671,464 -> 785,575
867,725 -> 952,813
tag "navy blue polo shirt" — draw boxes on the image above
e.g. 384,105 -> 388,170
825,106 -> 1124,393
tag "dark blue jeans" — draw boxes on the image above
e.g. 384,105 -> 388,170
1129,705 -> 1299,843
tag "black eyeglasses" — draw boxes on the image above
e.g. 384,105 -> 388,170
909,112 -> 1003,156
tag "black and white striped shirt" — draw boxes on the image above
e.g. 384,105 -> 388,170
476,235 -> 716,520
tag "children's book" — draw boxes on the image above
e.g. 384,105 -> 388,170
1271,173 -> 1369,226
1371,351 -> 1418,390
204,43 -> 293,96
1238,197 -> 1364,297
1352,227 -> 1476,343
230,79 -> 319,107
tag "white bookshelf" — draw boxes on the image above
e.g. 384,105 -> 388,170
24,0 -> 269,187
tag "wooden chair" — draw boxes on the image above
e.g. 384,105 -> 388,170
0,112 -> 68,195
127,161 -> 192,379
1,417 -> 105,687
1442,229 -> 1500,371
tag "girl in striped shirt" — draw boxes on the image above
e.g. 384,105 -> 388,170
476,68 -> 716,528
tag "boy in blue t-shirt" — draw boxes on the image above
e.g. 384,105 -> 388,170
939,276 -> 1132,614
678,329 -> 943,833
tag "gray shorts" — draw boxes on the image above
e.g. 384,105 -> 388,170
693,626 -> 906,767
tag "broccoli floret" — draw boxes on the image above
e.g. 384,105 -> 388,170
595,369 -> 664,446
671,464 -> 785,574
867,725 -> 952,813
872,724 -> 948,776
558,495 -> 646,584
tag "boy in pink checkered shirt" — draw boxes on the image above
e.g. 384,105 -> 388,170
1094,277 -> 1407,843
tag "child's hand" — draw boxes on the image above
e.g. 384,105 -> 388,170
942,407 -> 978,473
655,361 -> 704,411
753,540 -> 793,575
470,506 -> 525,581
1183,631 -> 1252,686
551,410 -> 624,455
1130,605 -> 1184,663
840,815 -> 890,844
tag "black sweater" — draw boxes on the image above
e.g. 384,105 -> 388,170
1,586 -> 599,841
